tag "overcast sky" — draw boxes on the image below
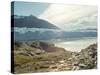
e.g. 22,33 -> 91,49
13,1 -> 97,30
13,1 -> 49,16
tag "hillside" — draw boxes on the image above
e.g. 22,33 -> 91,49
13,41 -> 97,73
11,15 -> 59,29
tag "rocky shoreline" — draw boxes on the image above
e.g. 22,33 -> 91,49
13,41 -> 97,73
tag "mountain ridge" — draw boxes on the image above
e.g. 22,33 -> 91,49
11,15 -> 59,29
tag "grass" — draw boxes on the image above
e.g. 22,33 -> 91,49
14,54 -> 33,65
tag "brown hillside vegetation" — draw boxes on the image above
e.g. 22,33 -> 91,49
13,41 -> 97,74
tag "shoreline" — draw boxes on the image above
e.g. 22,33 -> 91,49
54,38 -> 97,52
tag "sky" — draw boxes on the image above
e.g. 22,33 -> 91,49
13,1 -> 49,16
12,1 -> 97,30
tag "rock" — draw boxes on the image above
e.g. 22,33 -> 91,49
51,61 -> 55,64
59,60 -> 65,63
71,66 -> 80,70
79,64 -> 87,68
14,41 -> 97,73
72,61 -> 79,66
78,43 -> 97,69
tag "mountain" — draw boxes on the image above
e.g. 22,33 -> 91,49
11,15 -> 59,29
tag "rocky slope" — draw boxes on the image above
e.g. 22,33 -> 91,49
13,41 -> 97,73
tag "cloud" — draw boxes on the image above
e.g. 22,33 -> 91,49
61,13 -> 97,30
39,4 -> 97,30
14,27 -> 63,34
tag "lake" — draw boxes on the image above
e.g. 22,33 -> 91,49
54,37 -> 97,52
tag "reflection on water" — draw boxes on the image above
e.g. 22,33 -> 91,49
54,37 -> 97,52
